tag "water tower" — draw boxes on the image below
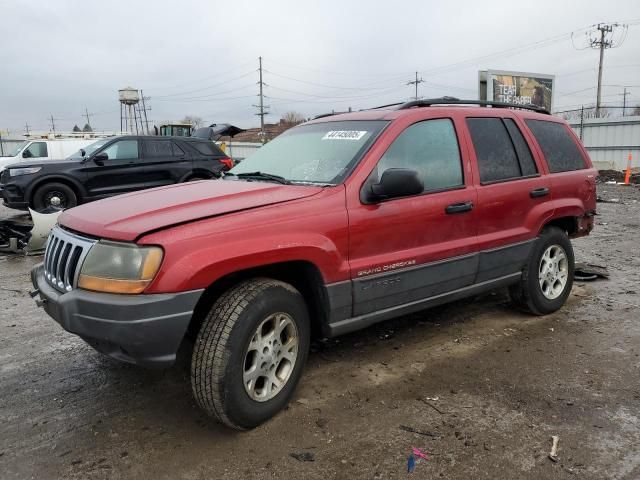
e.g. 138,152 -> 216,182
118,87 -> 143,134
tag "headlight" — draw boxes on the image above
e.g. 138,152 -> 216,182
78,241 -> 163,294
9,167 -> 42,176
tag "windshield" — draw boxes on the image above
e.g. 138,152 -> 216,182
66,138 -> 111,159
230,120 -> 388,184
2,141 -> 28,157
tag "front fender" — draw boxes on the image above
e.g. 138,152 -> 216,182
147,234 -> 347,292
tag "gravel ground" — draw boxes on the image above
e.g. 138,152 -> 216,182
1,184 -> 639,479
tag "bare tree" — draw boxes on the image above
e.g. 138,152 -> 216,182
281,111 -> 305,126
181,116 -> 204,128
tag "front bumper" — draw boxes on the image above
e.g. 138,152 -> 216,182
0,182 -> 28,209
31,264 -> 203,368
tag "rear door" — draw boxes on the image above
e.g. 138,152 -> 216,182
141,139 -> 192,187
83,138 -> 146,198
523,118 -> 597,216
464,114 -> 552,282
347,116 -> 478,316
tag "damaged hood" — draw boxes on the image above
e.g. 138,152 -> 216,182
59,180 -> 323,241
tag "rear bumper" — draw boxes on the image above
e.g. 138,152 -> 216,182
31,264 -> 203,368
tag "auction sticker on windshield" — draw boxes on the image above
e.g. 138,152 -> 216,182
322,131 -> 368,140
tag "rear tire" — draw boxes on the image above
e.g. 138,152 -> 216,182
509,226 -> 574,315
191,278 -> 310,430
32,182 -> 77,212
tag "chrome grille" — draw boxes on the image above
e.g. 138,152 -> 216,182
43,226 -> 97,292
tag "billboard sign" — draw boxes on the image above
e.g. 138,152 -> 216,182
478,70 -> 555,112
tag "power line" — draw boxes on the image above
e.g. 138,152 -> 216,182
151,70 -> 256,99
148,60 -> 255,92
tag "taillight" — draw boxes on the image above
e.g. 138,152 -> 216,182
219,157 -> 233,170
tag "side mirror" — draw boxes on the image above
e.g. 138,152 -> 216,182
22,150 -> 32,158
93,152 -> 108,165
368,168 -> 423,202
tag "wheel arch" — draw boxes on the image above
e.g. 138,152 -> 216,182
186,260 -> 331,341
26,175 -> 86,207
540,215 -> 578,236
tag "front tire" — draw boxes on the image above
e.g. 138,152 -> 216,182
191,278 -> 310,430
32,182 -> 77,212
510,226 -> 574,315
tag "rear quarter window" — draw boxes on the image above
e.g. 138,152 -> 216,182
189,141 -> 225,157
525,120 -> 586,173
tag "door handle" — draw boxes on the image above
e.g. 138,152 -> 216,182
445,201 -> 474,214
530,187 -> 550,198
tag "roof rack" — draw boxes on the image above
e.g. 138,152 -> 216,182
313,111 -> 350,120
396,97 -> 550,115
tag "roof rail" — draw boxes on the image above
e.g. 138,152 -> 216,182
313,111 -> 350,120
396,97 -> 550,115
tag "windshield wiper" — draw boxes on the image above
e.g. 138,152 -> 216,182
231,171 -> 291,185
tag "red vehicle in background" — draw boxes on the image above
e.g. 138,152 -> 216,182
31,98 -> 596,429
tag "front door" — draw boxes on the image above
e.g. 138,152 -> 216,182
347,117 -> 478,316
83,139 -> 146,198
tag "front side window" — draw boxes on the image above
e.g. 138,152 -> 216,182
23,142 -> 48,158
525,119 -> 586,173
376,118 -> 463,192
231,120 -> 388,184
101,140 -> 139,160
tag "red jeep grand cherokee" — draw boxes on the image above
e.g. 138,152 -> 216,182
31,99 -> 596,429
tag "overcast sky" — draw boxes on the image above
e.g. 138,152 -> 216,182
1,0 -> 639,135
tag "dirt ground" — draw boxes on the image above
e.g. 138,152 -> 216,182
1,184 -> 639,479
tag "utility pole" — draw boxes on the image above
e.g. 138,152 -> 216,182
407,71 -> 425,101
24,122 -> 30,135
140,90 -> 151,135
587,23 -> 627,117
83,107 -> 92,131
620,87 -> 630,117
253,56 -> 269,143
49,115 -> 56,135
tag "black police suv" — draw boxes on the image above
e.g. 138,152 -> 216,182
0,136 -> 233,212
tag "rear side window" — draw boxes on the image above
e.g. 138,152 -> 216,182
190,141 -> 224,157
144,140 -> 173,157
467,117 -> 539,183
525,120 -> 586,173
503,119 -> 537,176
377,118 -> 463,191
172,142 -> 185,157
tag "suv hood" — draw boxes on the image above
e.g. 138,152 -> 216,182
59,179 -> 323,241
